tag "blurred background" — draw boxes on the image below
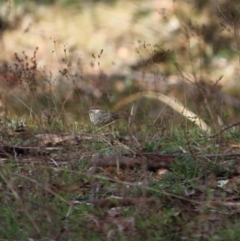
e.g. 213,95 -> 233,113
0,0 -> 240,129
